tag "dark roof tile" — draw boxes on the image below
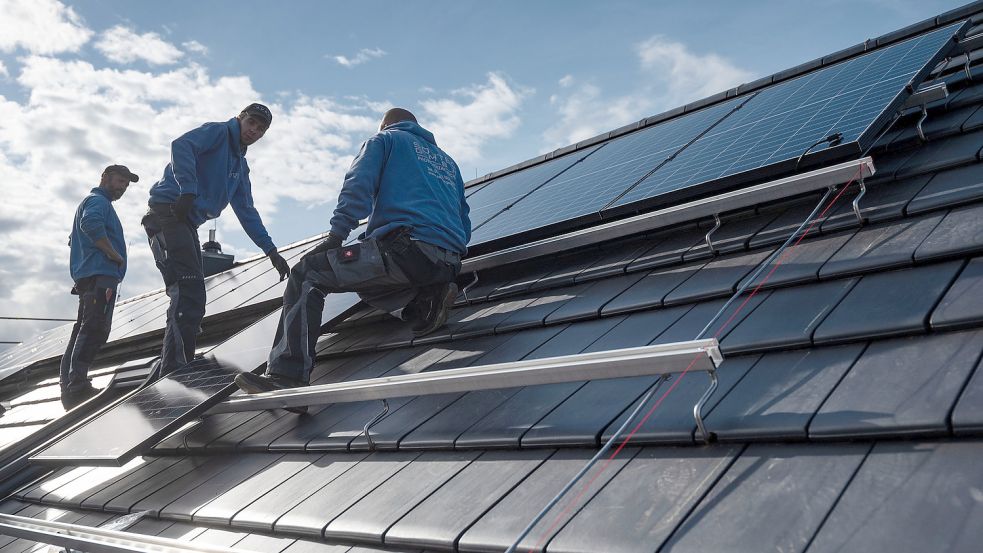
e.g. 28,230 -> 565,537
722,278 -> 858,354
662,442 -> 869,553
813,261 -> 963,344
806,440 -> 983,553
907,161 -> 983,214
546,446 -> 741,553
818,212 -> 944,279
809,330 -> 983,439
915,202 -> 983,261
820,173 -> 933,232
707,344 -> 865,440
384,449 -> 551,550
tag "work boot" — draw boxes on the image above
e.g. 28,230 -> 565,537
409,282 -> 458,337
234,372 -> 308,414
60,381 -> 98,411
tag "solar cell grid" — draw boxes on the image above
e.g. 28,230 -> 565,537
469,96 -> 745,244
613,23 -> 963,209
464,146 -> 601,231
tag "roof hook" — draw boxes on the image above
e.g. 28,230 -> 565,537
852,178 -> 867,225
916,104 -> 930,142
705,213 -> 722,255
461,271 -> 479,304
693,367 -> 718,444
965,56 -> 974,82
361,399 -> 389,451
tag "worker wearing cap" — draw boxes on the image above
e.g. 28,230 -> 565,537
235,108 -> 471,410
142,104 -> 291,375
61,164 -> 137,408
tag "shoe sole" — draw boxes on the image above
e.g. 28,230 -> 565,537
234,373 -> 276,395
412,282 -> 458,337
235,373 -> 309,415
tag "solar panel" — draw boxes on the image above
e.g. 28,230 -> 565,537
463,145 -> 602,231
466,21 -> 964,246
31,292 -> 361,466
468,97 -> 745,244
609,22 -> 964,211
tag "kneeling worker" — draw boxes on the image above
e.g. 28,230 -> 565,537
236,108 -> 471,408
61,164 -> 138,408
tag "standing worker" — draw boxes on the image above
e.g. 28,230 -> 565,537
235,108 -> 470,409
142,103 -> 291,375
61,164 -> 138,408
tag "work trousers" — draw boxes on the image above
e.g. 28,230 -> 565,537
268,229 -> 460,384
142,204 -> 205,375
60,275 -> 119,391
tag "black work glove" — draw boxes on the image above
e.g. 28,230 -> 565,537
302,233 -> 343,262
172,193 -> 196,220
268,251 -> 290,281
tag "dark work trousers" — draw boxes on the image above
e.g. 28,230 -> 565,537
60,275 -> 119,392
268,230 -> 460,384
142,204 -> 205,375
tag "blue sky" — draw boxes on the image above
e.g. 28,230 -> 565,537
0,0 -> 968,345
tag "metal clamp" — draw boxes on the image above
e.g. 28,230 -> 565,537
362,399 -> 389,450
704,213 -> 722,254
852,178 -> 867,224
693,368 -> 718,443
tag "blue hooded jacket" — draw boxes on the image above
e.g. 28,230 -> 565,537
148,118 -> 276,254
329,121 -> 471,255
69,187 -> 126,282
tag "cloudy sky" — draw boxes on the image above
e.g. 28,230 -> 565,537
0,0 -> 965,348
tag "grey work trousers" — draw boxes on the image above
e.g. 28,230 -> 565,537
142,204 -> 206,375
267,231 -> 460,384
60,275 -> 119,391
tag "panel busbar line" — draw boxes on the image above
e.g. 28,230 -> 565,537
30,293 -> 360,466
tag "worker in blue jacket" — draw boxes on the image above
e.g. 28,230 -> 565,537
142,103 -> 291,375
61,164 -> 138,408
236,108 -> 471,410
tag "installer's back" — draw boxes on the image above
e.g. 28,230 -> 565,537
329,118 -> 471,255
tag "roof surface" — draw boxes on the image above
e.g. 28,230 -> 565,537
5,5 -> 983,553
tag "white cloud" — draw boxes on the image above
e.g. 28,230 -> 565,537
0,61 -> 7,78
182,40 -> 208,55
95,25 -> 184,65
331,48 -> 387,68
544,35 -> 753,147
0,54 -> 383,346
420,72 -> 532,163
0,0 -> 92,54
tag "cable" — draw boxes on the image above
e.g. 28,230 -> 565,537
794,132 -> 843,171
506,165 -> 864,553
0,316 -> 74,322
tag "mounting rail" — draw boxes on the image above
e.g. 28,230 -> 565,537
0,513 -> 244,553
209,339 -> 723,424
461,157 -> 875,273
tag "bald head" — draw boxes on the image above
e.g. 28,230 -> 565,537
380,108 -> 417,131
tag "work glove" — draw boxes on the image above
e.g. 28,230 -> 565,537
172,193 -> 196,221
302,232 -> 344,262
268,251 -> 290,281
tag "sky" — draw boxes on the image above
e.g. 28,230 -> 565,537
0,0 -> 968,348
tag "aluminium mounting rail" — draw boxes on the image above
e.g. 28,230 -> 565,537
208,339 -> 723,428
0,513 -> 244,553
460,156 -> 875,273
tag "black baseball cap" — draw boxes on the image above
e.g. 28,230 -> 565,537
242,103 -> 272,126
103,164 -> 139,183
